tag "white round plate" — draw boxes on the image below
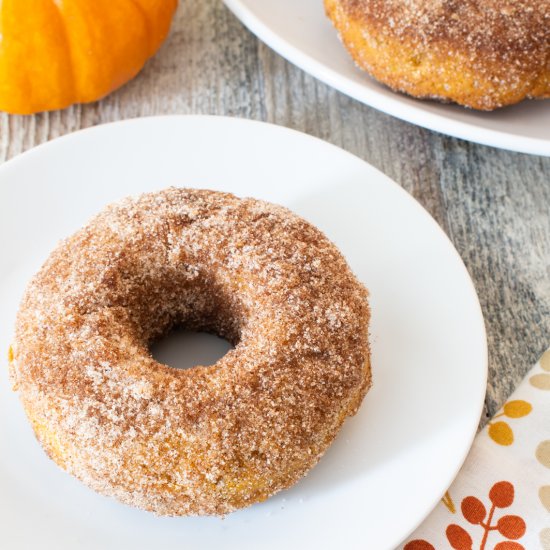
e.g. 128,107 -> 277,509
224,0 -> 550,156
0,116 -> 487,550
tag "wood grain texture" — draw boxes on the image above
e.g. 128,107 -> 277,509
0,0 -> 548,422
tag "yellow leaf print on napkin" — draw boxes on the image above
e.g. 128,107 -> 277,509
442,491 -> 456,513
530,349 -> 550,390
539,486 -> 550,513
536,441 -> 550,469
488,400 -> 532,446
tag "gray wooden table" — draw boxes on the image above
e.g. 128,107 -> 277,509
1,0 -> 548,422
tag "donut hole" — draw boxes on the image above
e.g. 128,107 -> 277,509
150,327 -> 234,370
126,269 -> 245,371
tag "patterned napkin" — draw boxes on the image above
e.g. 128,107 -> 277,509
403,348 -> 550,550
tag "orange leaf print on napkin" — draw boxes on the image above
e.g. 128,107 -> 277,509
404,482 -> 527,550
448,482 -> 525,550
404,540 -> 435,550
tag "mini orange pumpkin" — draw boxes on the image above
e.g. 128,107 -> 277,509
0,0 -> 178,114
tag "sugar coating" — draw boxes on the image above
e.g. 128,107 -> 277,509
10,188 -> 371,516
326,0 -> 550,110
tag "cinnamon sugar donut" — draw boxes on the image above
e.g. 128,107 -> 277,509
9,188 -> 371,516
325,0 -> 550,110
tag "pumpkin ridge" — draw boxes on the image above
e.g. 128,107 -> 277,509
47,0 -> 77,104
126,0 -> 154,56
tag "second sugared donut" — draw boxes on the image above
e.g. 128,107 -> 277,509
325,0 -> 550,110
10,187 -> 371,516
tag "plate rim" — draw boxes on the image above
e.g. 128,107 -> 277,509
223,0 -> 550,157
0,115 -> 488,549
